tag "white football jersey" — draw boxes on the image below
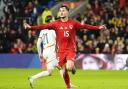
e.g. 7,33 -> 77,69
39,29 -> 56,48
38,29 -> 57,69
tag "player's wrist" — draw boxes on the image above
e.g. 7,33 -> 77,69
99,26 -> 103,30
26,24 -> 31,29
99,25 -> 106,30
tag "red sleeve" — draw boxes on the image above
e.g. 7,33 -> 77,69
75,21 -> 100,30
31,21 -> 55,30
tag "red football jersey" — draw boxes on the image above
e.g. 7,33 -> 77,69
31,20 -> 100,52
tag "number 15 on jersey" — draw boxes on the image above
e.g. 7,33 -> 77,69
64,31 -> 69,37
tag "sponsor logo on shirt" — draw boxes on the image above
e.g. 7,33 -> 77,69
59,25 -> 73,30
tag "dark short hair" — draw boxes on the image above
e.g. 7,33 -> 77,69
60,5 -> 69,11
45,15 -> 53,23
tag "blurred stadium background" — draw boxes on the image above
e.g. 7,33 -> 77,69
0,0 -> 128,89
0,0 -> 128,70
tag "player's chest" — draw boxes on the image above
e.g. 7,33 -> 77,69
56,23 -> 74,32
55,23 -> 75,38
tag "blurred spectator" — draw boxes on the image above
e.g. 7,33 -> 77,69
0,0 -> 128,54
25,43 -> 33,53
41,7 -> 52,24
102,43 -> 111,54
75,0 -> 128,54
95,47 -> 100,54
31,39 -> 37,53
10,42 -> 19,54
75,13 -> 82,22
16,38 -> 26,53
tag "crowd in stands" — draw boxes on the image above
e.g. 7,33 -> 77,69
0,0 -> 128,54
0,0 -> 55,53
76,0 -> 128,54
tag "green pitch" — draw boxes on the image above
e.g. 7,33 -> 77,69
0,68 -> 128,89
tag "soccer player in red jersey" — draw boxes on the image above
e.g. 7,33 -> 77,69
24,5 -> 106,89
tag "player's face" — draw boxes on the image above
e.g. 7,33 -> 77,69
82,56 -> 100,70
59,7 -> 69,18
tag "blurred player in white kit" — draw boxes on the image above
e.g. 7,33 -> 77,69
28,15 -> 60,88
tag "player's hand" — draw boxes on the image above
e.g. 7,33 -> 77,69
100,25 -> 109,36
99,25 -> 107,30
39,53 -> 45,62
23,22 -> 31,29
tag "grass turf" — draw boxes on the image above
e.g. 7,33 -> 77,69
0,68 -> 128,89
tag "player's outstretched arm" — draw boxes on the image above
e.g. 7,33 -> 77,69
23,22 -> 55,30
83,24 -> 107,30
75,21 -> 107,30
23,22 -> 31,29
99,25 -> 107,30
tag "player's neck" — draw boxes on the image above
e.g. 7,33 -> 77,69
60,17 -> 69,22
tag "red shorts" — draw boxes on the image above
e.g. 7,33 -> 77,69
57,51 -> 76,67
